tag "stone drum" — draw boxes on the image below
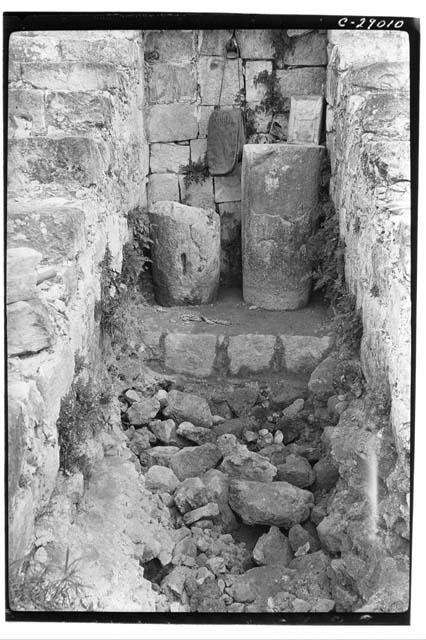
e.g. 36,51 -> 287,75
242,143 -> 323,310
149,200 -> 220,306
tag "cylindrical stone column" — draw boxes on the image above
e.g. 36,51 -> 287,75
242,143 -> 323,310
149,200 -> 220,306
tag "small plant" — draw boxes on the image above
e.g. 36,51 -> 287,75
121,208 -> 152,288
370,284 -> 380,298
254,69 -> 286,116
180,154 -> 209,189
9,548 -> 87,611
95,245 -> 123,336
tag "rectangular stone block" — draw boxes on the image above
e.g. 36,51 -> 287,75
228,334 -> 276,375
59,36 -> 141,67
327,30 -> 409,69
199,57 -> 243,106
20,62 -> 121,91
9,32 -> 61,63
199,30 -> 232,56
214,164 -> 241,203
236,30 -> 275,59
45,91 -> 112,135
190,138 -> 208,165
288,95 -> 324,145
281,335 -> 333,375
242,144 -> 323,310
147,103 -> 198,143
7,299 -> 54,356
148,173 -> 180,206
277,67 -> 326,105
165,333 -> 217,377
179,175 -> 215,210
245,61 -> 273,102
150,143 -> 190,174
148,63 -> 196,104
7,247 -> 42,304
145,30 -> 194,63
283,31 -> 327,66
8,88 -> 46,138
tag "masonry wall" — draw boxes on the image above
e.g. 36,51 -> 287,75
7,29 -> 148,562
326,30 -> 411,459
144,29 -> 327,284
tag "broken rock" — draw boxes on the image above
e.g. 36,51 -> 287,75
174,477 -> 211,514
220,448 -> 277,482
126,397 -> 160,426
276,454 -> 315,488
183,502 -> 219,526
163,390 -> 213,428
177,421 -> 216,445
145,465 -> 180,493
170,443 -> 222,481
253,526 -> 293,566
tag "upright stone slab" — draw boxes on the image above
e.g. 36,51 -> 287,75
288,95 -> 323,145
149,201 -> 220,306
242,144 -> 323,310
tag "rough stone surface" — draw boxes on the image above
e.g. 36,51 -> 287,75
145,30 -> 194,63
242,144 -> 323,310
7,299 -> 54,356
220,448 -> 277,482
283,31 -> 327,66
313,456 -> 339,490
149,418 -> 178,444
179,175 -> 215,210
145,465 -> 180,493
163,390 -> 213,428
147,103 -> 198,142
228,479 -> 314,527
148,173 -> 179,206
149,201 -> 220,306
288,95 -> 324,145
170,443 -> 222,481
150,143 -> 189,173
147,446 -> 180,468
281,335 -> 332,375
174,477 -> 211,514
253,526 -> 293,566
277,454 -> 315,488
7,248 -> 42,304
183,502 -> 220,526
198,57 -> 243,106
148,62 -> 196,104
126,397 -> 160,426
164,333 -> 217,377
276,67 -> 326,108
228,334 -> 276,374
212,418 -> 245,438
177,421 -> 216,445
308,355 -> 338,398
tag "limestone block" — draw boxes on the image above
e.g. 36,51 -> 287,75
179,176 -> 215,210
145,30 -> 194,62
7,200 -> 87,262
150,143 -> 190,174
148,173 -> 180,206
218,201 -> 242,285
45,91 -> 112,135
20,62 -> 121,91
164,333 -> 217,377
199,30 -> 233,56
228,334 -> 276,374
9,32 -> 62,63
349,61 -> 409,92
58,36 -> 141,67
8,137 -> 107,189
245,61 -> 273,102
242,144 -> 323,310
236,30 -> 275,59
197,105 -> 215,137
190,138 -> 208,164
327,30 -> 409,69
281,335 -> 333,375
8,88 -> 46,138
288,95 -> 324,145
361,92 -> 409,139
149,201 -> 220,306
199,57 -> 243,106
283,31 -> 327,66
7,247 -> 42,304
147,103 -> 198,142
7,299 -> 54,356
148,63 -> 196,104
277,67 -> 326,106
214,164 -> 241,203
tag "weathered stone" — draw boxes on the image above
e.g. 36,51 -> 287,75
212,418 -> 245,438
179,175 -> 215,209
217,201 -> 242,284
126,397 -> 160,426
128,430 -> 151,456
283,31 -> 327,66
149,201 -> 220,306
199,30 -> 233,56
236,30 -> 275,59
308,354 -> 338,398
229,479 -> 314,527
316,515 -> 344,554
288,95 -> 324,145
245,61 -> 273,102
227,386 -> 259,416
313,456 -> 339,490
164,333 -> 217,377
274,417 -> 306,445
44,90 -> 112,135
145,30 -> 194,62
197,105 -> 215,137
190,138 -> 208,164
148,173 -> 179,207
214,163 -> 241,203
253,526 -> 293,566
277,454 -> 315,488
20,61 -> 120,91
282,398 -> 305,419
220,448 -> 277,482
145,465 -> 180,493
327,30 -> 409,69
198,57 -> 242,105
148,63 -> 196,103
177,421 -> 216,445
228,334 -> 276,374
216,433 -> 239,457
242,144 -> 323,310
7,299 -> 54,356
149,418 -> 178,444
8,88 -> 46,138
147,103 -> 198,143
161,565 -> 194,597
183,502 -> 220,526
163,390 -> 213,428
281,335 -> 332,375
150,143 -> 189,173
276,67 -> 326,106
147,446 -> 180,467
7,247 -> 42,304
174,477 -> 211,514
170,443 -> 222,481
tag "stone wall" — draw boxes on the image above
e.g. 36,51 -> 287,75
144,29 -> 327,285
326,30 -> 410,458
7,29 -> 148,562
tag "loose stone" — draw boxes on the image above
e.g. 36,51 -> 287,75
183,502 -> 220,526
